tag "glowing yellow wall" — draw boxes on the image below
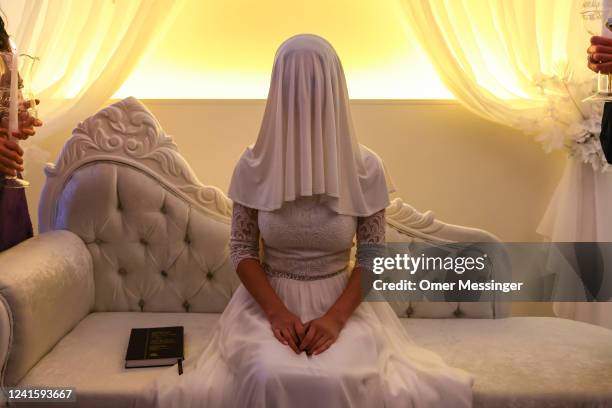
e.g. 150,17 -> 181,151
114,0 -> 452,99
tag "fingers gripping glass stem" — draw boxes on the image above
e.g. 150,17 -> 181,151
0,49 -> 39,188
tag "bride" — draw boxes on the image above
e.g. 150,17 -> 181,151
142,34 -> 473,408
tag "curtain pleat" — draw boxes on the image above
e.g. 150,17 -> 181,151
5,0 -> 185,233
400,0 -> 612,328
14,0 -> 185,139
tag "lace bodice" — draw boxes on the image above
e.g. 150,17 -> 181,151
230,196 -> 385,280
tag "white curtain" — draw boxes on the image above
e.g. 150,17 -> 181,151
11,0 -> 184,138
400,0 -> 588,129
2,0 -> 185,229
400,0 -> 612,328
539,157 -> 612,328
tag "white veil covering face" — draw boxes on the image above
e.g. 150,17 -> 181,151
228,34 -> 395,217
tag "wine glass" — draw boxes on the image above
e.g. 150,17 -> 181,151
19,54 -> 39,121
582,0 -> 612,101
0,52 -> 37,188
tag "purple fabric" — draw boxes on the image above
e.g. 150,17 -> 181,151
0,181 -> 33,251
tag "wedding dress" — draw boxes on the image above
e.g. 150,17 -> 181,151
141,196 -> 473,407
140,34 -> 473,407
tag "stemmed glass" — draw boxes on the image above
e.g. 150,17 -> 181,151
0,52 -> 37,188
582,0 -> 612,101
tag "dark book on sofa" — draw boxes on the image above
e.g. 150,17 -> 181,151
125,326 -> 184,368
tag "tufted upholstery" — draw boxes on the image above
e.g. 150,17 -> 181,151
5,97 -> 610,407
37,97 -> 506,319
54,162 -> 239,313
51,159 -> 504,318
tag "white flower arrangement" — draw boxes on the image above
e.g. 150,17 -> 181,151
531,63 -> 610,172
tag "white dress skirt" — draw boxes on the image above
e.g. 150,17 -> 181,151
138,197 -> 473,407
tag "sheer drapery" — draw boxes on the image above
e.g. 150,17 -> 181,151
539,157 -> 612,329
400,0 -> 612,328
12,0 -> 185,139
399,0 -> 588,131
4,0 -> 184,230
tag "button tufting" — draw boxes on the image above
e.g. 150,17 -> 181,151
182,300 -> 190,311
94,238 -> 102,245
138,299 -> 145,309
206,271 -> 214,280
140,238 -> 148,246
160,205 -> 166,214
405,305 -> 414,317
118,267 -> 127,276
184,235 -> 191,244
161,270 -> 168,278
453,308 -> 463,318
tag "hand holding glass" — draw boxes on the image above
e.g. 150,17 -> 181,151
582,1 -> 612,101
0,52 -> 39,188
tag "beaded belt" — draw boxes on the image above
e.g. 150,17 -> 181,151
263,264 -> 346,281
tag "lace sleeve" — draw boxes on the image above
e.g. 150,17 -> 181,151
229,202 -> 260,270
356,209 -> 386,269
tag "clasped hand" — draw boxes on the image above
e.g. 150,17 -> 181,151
268,308 -> 344,356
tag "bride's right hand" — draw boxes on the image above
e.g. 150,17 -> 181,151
268,308 -> 306,354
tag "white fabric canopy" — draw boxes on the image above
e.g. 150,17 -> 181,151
228,34 -> 395,217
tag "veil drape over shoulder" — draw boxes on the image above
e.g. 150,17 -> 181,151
228,34 -> 395,217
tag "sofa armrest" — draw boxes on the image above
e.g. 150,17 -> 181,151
0,230 -> 94,386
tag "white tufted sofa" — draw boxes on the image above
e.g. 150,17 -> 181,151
1,97 -> 611,408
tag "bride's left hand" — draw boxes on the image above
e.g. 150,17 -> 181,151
299,313 -> 344,356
